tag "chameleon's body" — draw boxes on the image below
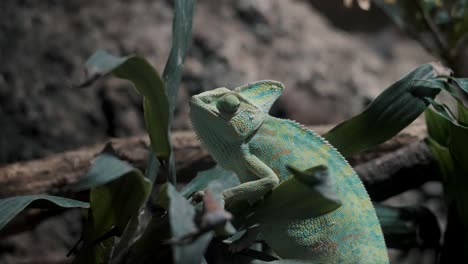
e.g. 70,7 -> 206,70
189,81 -> 388,263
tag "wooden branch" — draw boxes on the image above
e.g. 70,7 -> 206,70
356,139 -> 439,201
0,121 -> 427,198
0,121 -> 436,240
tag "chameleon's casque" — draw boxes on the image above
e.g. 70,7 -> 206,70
189,80 -> 389,263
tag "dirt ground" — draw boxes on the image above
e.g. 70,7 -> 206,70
0,0 -> 440,263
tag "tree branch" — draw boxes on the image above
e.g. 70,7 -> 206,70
356,139 -> 439,201
0,121 -> 427,198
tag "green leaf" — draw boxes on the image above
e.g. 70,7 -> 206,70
286,165 -> 341,209
458,101 -> 468,125
112,56 -> 170,160
83,50 -> 171,167
90,171 -> 151,240
451,78 -> 468,94
163,0 -> 195,118
426,138 -> 455,186
323,63 -> 448,156
145,152 -> 161,183
425,96 -> 468,254
447,123 -> 468,247
72,148 -> 136,191
425,97 -> 458,122
161,0 -> 196,184
425,108 -> 453,147
449,122 -> 468,174
180,165 -> 240,198
250,165 -> 341,224
81,0 -> 195,186
166,183 -> 213,264
425,100 -> 466,203
74,153 -> 151,264
0,195 -> 89,231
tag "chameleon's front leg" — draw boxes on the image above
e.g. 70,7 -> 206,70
222,154 -> 280,206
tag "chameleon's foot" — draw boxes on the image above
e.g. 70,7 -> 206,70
228,225 -> 259,253
190,190 -> 205,203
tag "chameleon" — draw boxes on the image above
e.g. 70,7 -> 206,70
189,80 -> 388,263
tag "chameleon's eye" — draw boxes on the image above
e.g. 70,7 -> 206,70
201,97 -> 212,104
217,94 -> 240,114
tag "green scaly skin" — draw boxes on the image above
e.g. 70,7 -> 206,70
189,80 -> 388,263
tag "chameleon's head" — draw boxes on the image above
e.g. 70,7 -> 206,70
189,80 -> 284,143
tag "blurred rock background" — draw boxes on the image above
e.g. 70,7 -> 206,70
0,0 -> 433,164
0,0 -> 440,263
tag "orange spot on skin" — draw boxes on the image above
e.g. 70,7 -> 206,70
272,149 -> 292,160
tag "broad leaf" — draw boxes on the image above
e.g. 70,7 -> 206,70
249,165 -> 341,224
425,108 -> 452,147
166,183 -> 213,264
180,165 -> 240,198
426,138 -> 455,192
324,63 -> 450,156
425,97 -> 468,260
0,195 -> 89,231
74,153 -> 151,264
90,171 -> 151,240
72,147 -> 136,191
458,101 -> 468,125
82,50 -> 172,184
450,77 -> 468,94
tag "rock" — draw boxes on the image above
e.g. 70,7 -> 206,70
0,0 -> 431,165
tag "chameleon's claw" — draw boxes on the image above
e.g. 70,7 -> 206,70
190,190 -> 205,203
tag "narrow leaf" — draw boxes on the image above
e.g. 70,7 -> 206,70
163,0 -> 196,115
0,195 -> 89,231
145,152 -> 161,183
161,0 -> 196,184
